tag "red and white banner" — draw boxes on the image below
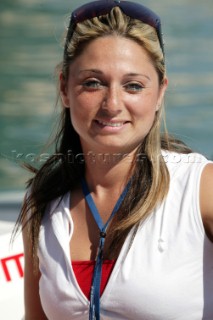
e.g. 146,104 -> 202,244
0,226 -> 24,319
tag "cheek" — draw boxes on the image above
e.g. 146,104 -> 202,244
130,96 -> 159,136
69,91 -> 102,122
68,100 -> 95,135
69,108 -> 85,130
132,99 -> 157,121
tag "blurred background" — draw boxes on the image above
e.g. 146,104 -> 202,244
0,0 -> 213,193
0,2 -> 212,318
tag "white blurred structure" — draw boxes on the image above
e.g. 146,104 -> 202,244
0,192 -> 24,320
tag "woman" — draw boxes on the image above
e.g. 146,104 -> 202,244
16,1 -> 213,319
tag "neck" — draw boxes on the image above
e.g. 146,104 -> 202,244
83,150 -> 135,193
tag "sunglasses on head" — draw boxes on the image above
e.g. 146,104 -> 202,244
64,0 -> 164,56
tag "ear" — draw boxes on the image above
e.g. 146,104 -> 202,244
59,72 -> 70,108
156,77 -> 168,111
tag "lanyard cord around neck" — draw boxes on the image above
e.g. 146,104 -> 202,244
81,178 -> 130,320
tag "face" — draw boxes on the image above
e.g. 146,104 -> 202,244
60,36 -> 167,156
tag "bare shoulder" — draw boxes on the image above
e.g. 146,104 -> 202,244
200,163 -> 213,241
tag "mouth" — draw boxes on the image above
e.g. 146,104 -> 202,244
95,119 -> 129,127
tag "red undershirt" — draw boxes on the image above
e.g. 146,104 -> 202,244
72,260 -> 116,300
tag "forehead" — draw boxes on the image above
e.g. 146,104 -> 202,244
69,35 -> 157,76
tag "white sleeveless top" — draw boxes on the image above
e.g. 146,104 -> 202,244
38,152 -> 213,320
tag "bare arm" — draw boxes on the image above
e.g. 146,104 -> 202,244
200,163 -> 213,242
22,224 -> 48,319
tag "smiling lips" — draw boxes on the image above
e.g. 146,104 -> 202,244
95,119 -> 129,127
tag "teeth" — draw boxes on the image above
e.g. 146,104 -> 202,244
97,120 -> 124,127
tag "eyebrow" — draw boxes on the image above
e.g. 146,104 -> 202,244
126,72 -> 151,81
78,69 -> 102,75
78,69 -> 151,80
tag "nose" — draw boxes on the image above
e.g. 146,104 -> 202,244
101,85 -> 122,115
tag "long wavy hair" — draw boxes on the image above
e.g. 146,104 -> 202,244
14,7 -> 192,264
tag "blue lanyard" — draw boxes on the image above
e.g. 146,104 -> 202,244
81,178 -> 130,320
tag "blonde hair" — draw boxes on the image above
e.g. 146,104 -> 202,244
63,7 -> 165,81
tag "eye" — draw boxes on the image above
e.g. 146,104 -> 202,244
124,82 -> 144,93
82,79 -> 102,89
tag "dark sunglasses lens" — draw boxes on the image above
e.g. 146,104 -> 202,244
120,2 -> 160,27
72,1 -> 113,24
67,0 -> 163,54
72,1 -> 159,28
